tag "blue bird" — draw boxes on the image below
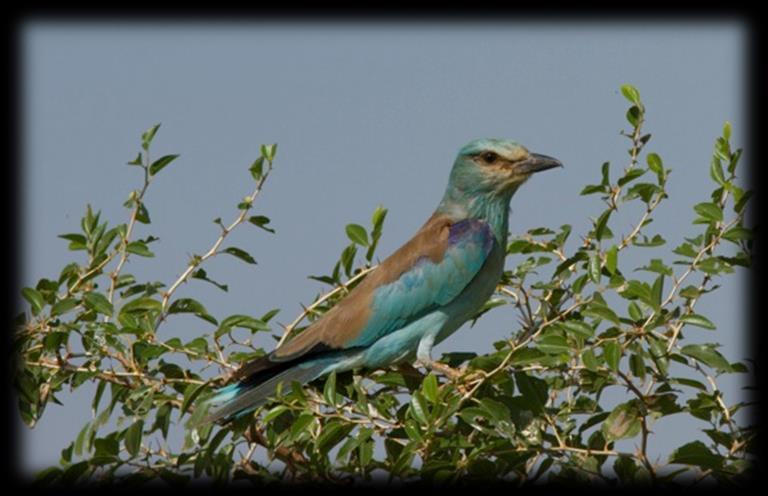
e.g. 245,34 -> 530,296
202,139 -> 561,424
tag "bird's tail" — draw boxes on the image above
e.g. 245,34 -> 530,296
199,359 -> 328,425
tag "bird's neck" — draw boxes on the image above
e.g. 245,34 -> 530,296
436,190 -> 515,244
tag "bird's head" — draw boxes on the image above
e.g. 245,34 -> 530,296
447,138 -> 562,198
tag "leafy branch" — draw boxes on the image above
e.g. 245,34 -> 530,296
16,86 -> 755,486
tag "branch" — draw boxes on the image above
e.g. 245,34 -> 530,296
155,158 -> 275,333
105,162 -> 152,317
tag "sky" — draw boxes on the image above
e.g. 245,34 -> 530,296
19,20 -> 750,476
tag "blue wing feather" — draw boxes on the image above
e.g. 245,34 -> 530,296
346,218 -> 495,347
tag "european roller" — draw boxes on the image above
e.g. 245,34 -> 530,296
203,139 -> 561,424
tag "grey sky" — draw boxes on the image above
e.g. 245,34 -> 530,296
20,21 -> 749,475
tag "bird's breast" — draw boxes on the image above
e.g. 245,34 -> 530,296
435,242 -> 506,343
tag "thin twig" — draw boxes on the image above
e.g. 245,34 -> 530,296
155,159 -> 275,333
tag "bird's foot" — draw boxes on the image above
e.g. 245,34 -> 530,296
415,358 -> 464,381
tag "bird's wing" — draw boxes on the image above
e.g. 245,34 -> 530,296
270,213 -> 496,362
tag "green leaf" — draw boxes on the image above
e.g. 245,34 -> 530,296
323,372 -> 338,407
290,413 -> 315,440
136,203 -> 152,224
620,280 -> 654,306
91,381 -> 107,418
58,233 -> 87,251
316,421 -> 354,456
626,106 -> 642,128
51,297 -> 79,317
637,258 -> 673,276
617,168 -> 646,187
168,297 -> 205,315
191,268 -> 228,292
121,297 -> 162,314
681,344 -> 732,372
61,461 -> 90,484
582,349 -> 599,371
141,123 -> 161,151
583,302 -> 621,324
35,466 -> 63,484
184,337 -> 209,355
124,419 -> 144,457
559,320 -> 595,339
580,184 -> 609,196
248,215 -> 275,233
132,343 -> 166,367
83,292 -> 114,316
588,251 -> 601,283
601,161 -> 611,185
477,398 -> 511,424
652,273 -> 665,308
148,154 -> 179,176
181,382 -> 209,417
670,377 -> 707,391
345,224 -> 369,246
262,405 -> 289,423
594,210 -> 612,241
629,353 -> 646,380
679,313 -> 717,330
728,148 -> 742,175
693,202 -> 723,223
249,156 -> 265,181
537,334 -> 570,355
633,233 -> 666,247
710,157 -> 726,185
94,437 -> 119,458
260,143 -> 277,162
152,402 -> 172,440
722,226 -> 752,242
168,298 -> 217,325
669,441 -> 723,470
605,245 -> 618,275
620,84 -> 641,106
125,241 -> 155,257
371,205 -> 388,232
673,242 -> 698,258
221,246 -> 257,264
507,348 -> 544,367
602,401 -> 642,441
714,137 -> 731,162
409,391 -> 429,425
627,301 -> 643,321
514,372 -> 548,413
625,182 -> 659,204
215,314 -> 270,338
603,341 -> 620,371
647,153 -> 664,178
22,287 -> 45,315
422,373 -> 439,404
127,152 -> 143,166
340,244 -> 357,277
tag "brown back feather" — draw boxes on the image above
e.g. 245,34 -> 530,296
272,213 -> 452,361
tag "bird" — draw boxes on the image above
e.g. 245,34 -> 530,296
201,138 -> 561,424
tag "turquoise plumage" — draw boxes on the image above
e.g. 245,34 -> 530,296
202,138 -> 561,424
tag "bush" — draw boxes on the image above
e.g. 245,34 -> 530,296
15,85 -> 755,485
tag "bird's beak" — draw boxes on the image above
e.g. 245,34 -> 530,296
517,153 -> 563,174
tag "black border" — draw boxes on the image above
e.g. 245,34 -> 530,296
4,2 -> 763,492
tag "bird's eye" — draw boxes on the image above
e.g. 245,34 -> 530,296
481,152 -> 498,164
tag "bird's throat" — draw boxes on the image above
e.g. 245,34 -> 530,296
438,191 -> 512,245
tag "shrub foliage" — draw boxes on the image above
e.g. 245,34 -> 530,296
15,86 -> 755,485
